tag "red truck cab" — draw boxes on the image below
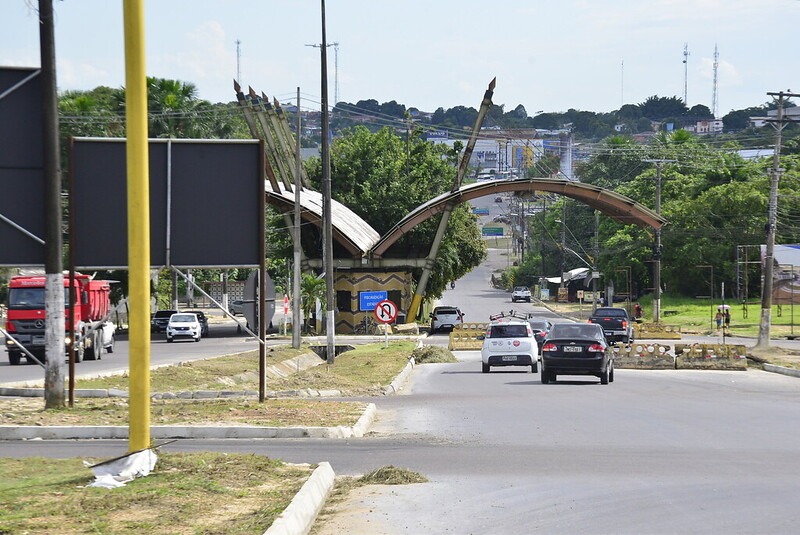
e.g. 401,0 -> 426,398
4,273 -> 113,365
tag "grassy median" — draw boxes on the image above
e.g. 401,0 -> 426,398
1,341 -> 420,427
0,341 -> 432,533
0,452 -> 312,534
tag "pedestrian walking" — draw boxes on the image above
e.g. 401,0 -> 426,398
724,309 -> 731,333
715,310 -> 723,330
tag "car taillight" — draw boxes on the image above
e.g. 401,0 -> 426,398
621,320 -> 628,328
588,343 -> 605,352
542,342 -> 557,352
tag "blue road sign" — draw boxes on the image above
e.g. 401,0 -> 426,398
359,290 -> 388,312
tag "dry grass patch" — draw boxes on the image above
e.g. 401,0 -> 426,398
268,341 -> 418,396
0,452 -> 311,534
77,345 -> 314,392
0,397 -> 367,427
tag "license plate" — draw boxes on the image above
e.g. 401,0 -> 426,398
563,346 -> 582,352
502,355 -> 517,361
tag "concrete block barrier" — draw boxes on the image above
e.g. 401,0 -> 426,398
634,322 -> 682,340
448,323 -> 488,351
612,342 -> 675,369
675,343 -> 748,370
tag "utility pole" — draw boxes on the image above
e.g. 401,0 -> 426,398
39,0 -> 66,409
643,159 -> 675,323
756,90 -> 799,349
319,0 -> 335,364
293,87 -> 302,350
593,210 -> 599,312
559,202 -> 566,288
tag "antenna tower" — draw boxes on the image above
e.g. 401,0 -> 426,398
682,43 -> 689,105
712,44 -> 719,118
332,42 -> 339,105
236,39 -> 241,84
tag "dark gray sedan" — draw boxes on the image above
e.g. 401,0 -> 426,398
540,322 -> 613,384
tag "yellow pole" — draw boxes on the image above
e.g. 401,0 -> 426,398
407,294 -> 424,326
123,0 -> 151,451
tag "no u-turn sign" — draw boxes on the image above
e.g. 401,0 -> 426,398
374,299 -> 398,324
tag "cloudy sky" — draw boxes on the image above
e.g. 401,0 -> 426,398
3,0 -> 798,116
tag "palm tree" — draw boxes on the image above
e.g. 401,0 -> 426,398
146,77 -> 212,138
300,273 -> 327,333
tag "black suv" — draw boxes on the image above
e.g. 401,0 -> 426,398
151,310 -> 178,333
185,310 -> 209,337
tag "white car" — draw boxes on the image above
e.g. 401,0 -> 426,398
166,312 -> 202,342
511,286 -> 532,303
429,306 -> 464,333
479,317 -> 538,373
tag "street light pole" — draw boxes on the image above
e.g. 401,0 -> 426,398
643,159 -> 674,324
756,91 -> 799,349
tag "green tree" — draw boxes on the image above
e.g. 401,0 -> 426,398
638,95 -> 688,121
300,273 -> 326,333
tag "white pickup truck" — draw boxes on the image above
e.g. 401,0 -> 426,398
511,286 -> 532,303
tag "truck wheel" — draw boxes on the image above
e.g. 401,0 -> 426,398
74,344 -> 84,363
8,351 -> 21,366
86,332 -> 101,361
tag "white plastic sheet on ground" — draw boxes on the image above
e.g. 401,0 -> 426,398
85,448 -> 158,488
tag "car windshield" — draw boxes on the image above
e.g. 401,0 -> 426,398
171,314 -> 196,322
550,324 -> 602,339
489,323 -> 529,338
155,310 -> 177,318
435,307 -> 459,315
528,320 -> 550,331
514,287 -> 528,292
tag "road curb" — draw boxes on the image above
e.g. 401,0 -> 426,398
264,462 -> 335,535
382,357 -> 415,394
0,402 -> 377,440
763,363 -> 800,378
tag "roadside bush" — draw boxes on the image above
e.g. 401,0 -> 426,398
410,345 -> 458,363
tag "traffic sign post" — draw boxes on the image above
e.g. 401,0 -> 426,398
374,299 -> 398,347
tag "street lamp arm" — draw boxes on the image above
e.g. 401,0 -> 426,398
564,246 -> 593,269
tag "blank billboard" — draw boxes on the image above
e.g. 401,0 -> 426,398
71,138 -> 263,269
0,67 -> 45,266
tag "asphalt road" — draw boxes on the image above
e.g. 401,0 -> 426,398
5,348 -> 800,534
0,318 -> 262,386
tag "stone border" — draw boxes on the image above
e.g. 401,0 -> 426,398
264,462 -> 335,535
0,403 -> 377,440
382,358 -> 415,394
763,363 -> 800,379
